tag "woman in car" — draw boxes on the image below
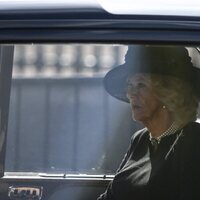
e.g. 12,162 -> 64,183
98,45 -> 200,200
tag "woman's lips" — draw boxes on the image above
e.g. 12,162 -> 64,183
132,105 -> 141,109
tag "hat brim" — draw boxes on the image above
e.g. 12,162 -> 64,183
104,64 -> 130,103
104,63 -> 200,103
104,46 -> 200,103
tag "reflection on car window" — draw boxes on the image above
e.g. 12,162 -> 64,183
5,44 -> 142,175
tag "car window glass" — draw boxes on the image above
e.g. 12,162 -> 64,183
5,44 -> 143,175
5,44 -> 200,175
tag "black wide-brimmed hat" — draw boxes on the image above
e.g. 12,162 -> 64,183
104,45 -> 200,103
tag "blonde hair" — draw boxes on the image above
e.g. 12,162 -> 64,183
148,74 -> 199,125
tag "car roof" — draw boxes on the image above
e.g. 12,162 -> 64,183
99,0 -> 200,17
0,0 -> 100,10
0,0 -> 200,44
0,0 -> 200,17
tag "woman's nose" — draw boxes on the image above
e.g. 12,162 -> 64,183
127,85 -> 139,96
127,86 -> 138,99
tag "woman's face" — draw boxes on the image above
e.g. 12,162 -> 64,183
126,74 -> 163,125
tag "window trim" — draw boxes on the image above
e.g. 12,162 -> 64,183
0,45 -> 14,177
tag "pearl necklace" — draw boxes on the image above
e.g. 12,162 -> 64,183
149,122 -> 179,147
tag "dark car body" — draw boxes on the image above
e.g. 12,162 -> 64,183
0,1 -> 200,200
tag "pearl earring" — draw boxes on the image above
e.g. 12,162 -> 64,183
162,105 -> 166,109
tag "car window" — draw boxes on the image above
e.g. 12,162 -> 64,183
5,43 -> 200,176
5,44 -> 143,175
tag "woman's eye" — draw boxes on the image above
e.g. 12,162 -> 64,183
137,82 -> 146,89
127,82 -> 132,88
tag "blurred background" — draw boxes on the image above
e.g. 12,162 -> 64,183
5,44 -> 143,175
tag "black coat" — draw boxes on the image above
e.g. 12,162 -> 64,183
98,122 -> 200,200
